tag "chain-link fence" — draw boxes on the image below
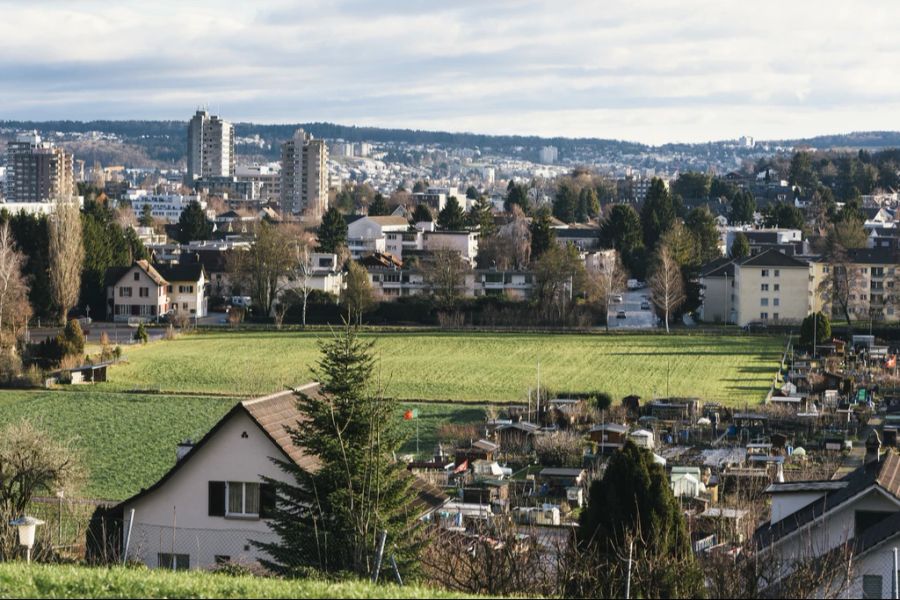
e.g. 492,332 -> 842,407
854,546 -> 900,600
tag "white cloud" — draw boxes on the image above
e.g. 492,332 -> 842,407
0,0 -> 899,144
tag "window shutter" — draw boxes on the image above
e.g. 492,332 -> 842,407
259,483 -> 276,519
208,481 -> 226,516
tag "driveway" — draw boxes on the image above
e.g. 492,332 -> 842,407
606,288 -> 658,330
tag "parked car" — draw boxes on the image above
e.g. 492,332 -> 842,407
616,310 -> 627,319
640,301 -> 650,310
743,321 -> 768,333
229,295 -> 252,308
613,294 -> 624,303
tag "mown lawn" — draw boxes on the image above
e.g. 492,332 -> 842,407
0,563 -> 470,599
0,389 -> 481,501
106,330 -> 784,405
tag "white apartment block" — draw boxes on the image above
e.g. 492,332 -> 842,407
281,129 -> 329,217
186,110 -> 235,182
4,132 -> 75,203
539,146 -> 559,164
128,191 -> 207,222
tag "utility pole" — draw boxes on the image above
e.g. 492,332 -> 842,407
625,539 -> 633,599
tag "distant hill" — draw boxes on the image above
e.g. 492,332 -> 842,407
3,119 -> 900,165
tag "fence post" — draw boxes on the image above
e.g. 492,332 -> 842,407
122,509 -> 135,566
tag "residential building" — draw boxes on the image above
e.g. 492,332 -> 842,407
423,230 -> 479,265
346,215 -> 411,259
235,165 -> 281,204
539,146 -> 559,164
112,385 -> 448,570
724,228 -> 804,257
127,192 -> 207,223
280,129 -> 329,217
186,110 -> 235,183
105,260 -> 206,322
753,441 -> 900,598
699,250 -> 811,326
4,132 -> 75,203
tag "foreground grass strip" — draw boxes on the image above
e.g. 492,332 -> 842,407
0,563 -> 470,599
107,331 -> 783,405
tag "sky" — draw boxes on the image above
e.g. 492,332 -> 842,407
2,0 -> 900,145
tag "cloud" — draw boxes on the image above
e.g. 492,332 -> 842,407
1,0 -> 899,144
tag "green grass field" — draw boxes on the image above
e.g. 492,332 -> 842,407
0,389 -> 481,500
0,564 -> 469,599
106,330 -> 784,405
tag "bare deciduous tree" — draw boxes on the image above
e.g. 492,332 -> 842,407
0,420 -> 85,560
649,243 -> 685,333
49,200 -> 84,324
424,248 -> 470,312
588,250 -> 628,333
0,223 -> 30,347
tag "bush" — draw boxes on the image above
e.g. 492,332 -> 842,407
592,392 -> 613,411
59,320 -> 85,357
134,323 -> 148,344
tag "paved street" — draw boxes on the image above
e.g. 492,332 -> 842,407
606,288 -> 658,330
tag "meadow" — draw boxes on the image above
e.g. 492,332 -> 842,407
0,563 -> 468,599
106,330 -> 785,405
0,388 -> 481,500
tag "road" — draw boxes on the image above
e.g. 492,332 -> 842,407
606,287 -> 657,330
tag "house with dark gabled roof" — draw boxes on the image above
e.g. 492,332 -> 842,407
109,384 -> 448,571
753,436 -> 900,598
105,260 -> 206,322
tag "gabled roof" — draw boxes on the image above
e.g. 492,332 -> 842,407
700,256 -> 735,278
156,263 -> 205,283
106,260 -> 169,288
754,451 -> 900,549
116,383 -> 447,516
738,249 -> 808,269
361,216 -> 410,227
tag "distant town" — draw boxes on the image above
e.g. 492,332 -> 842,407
1,110 -> 900,600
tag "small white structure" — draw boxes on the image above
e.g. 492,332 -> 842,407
629,429 -> 655,450
670,466 -> 706,498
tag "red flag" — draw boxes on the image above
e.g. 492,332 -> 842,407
404,409 -> 414,420
454,459 -> 468,473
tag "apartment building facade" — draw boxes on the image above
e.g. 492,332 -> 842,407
280,129 -> 329,217
4,132 -> 75,203
186,110 -> 235,183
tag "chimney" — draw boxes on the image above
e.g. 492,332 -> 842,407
866,431 -> 882,465
176,439 -> 194,461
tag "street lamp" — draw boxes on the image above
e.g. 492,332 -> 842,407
9,516 -> 44,563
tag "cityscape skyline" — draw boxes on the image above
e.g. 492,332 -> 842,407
2,1 -> 900,145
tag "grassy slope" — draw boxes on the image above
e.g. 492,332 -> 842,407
0,389 -> 481,500
0,564 -> 468,599
107,331 -> 784,405
0,390 -> 237,500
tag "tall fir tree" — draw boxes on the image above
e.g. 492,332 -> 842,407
255,324 -> 423,577
367,193 -> 390,216
640,178 -> 676,250
411,203 -> 433,223
467,196 -> 496,236
529,207 -> 556,261
317,207 -> 347,253
575,441 -> 703,598
177,200 -> 212,243
437,196 -> 466,230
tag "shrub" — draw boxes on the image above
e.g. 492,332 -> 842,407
134,323 -> 148,344
164,325 -> 176,341
592,392 -> 613,411
59,319 -> 85,357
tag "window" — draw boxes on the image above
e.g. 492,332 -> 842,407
227,481 -> 260,516
134,272 -> 140,281
760,312 -> 769,320
139,287 -> 149,298
862,574 -> 883,599
773,298 -> 780,306
774,284 -> 780,291
179,285 -> 194,294
761,269 -> 769,277
120,287 -> 132,298
761,284 -> 769,292
774,269 -> 780,277
157,553 -> 189,570
761,298 -> 769,306
773,313 -> 779,320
